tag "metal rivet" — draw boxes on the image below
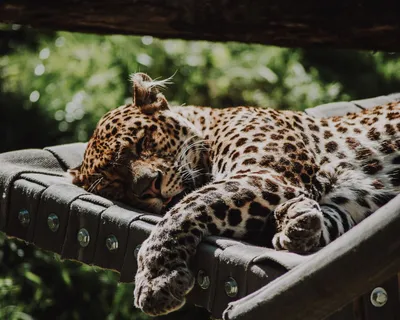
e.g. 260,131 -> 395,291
224,277 -> 238,297
18,209 -> 30,227
77,228 -> 90,247
106,235 -> 118,251
47,213 -> 60,232
134,245 -> 141,259
197,270 -> 210,290
370,287 -> 388,307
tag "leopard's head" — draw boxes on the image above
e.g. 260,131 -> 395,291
69,73 -> 210,214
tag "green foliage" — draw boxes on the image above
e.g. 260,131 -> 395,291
2,25 -> 400,150
1,23 -> 400,320
0,234 -> 143,320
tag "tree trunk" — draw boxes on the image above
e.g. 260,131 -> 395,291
1,0 -> 400,51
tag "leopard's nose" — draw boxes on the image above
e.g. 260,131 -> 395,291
141,171 -> 162,198
149,172 -> 162,195
132,168 -> 159,196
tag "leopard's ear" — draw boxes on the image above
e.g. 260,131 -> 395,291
130,72 -> 171,115
67,165 -> 84,186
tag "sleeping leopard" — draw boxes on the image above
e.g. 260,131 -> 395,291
70,73 -> 400,316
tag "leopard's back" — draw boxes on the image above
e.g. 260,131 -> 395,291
176,102 -> 400,224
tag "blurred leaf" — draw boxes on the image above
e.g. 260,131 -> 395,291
24,271 -> 42,286
61,269 -> 71,287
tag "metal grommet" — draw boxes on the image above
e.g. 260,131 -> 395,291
370,287 -> 388,307
77,228 -> 90,247
106,234 -> 119,251
47,213 -> 60,232
18,209 -> 30,227
134,245 -> 141,259
197,270 -> 210,290
224,277 -> 238,297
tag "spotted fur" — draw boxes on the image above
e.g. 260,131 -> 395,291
70,73 -> 400,316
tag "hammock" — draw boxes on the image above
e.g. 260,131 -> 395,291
1,94 -> 400,320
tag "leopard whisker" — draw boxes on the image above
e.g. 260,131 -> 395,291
87,177 -> 103,193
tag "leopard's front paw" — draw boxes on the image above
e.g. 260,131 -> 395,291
134,267 -> 194,316
273,195 -> 323,253
134,243 -> 195,316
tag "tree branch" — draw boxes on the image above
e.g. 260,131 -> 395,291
1,0 -> 400,51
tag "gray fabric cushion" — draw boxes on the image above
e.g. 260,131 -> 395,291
45,142 -> 87,170
0,149 -> 65,230
305,93 -> 400,118
1,93 -> 399,318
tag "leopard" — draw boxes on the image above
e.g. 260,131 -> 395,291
70,73 -> 400,316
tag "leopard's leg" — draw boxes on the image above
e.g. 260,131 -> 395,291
134,174 -> 299,316
274,160 -> 397,253
272,196 -> 356,253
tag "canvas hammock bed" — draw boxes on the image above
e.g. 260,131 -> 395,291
1,95 -> 400,320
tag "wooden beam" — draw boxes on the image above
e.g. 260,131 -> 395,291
223,195 -> 400,320
1,1 -> 400,51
